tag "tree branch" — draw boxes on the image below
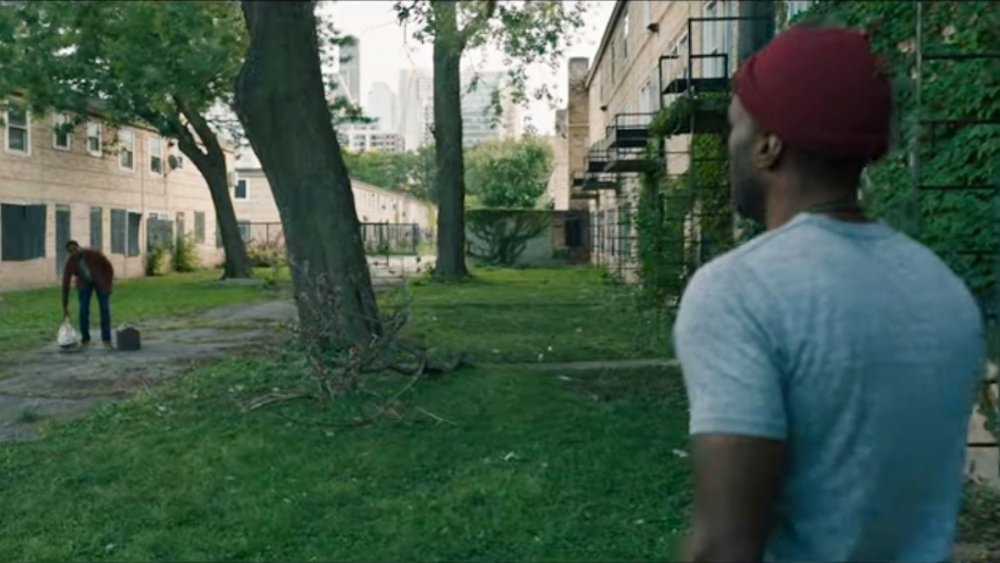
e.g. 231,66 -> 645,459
173,94 -> 224,158
457,0 -> 498,51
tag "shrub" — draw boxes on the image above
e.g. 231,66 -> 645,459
246,238 -> 287,268
171,234 -> 201,273
145,240 -> 171,277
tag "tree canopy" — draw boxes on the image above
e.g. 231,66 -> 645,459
465,136 -> 553,209
0,0 -> 255,278
393,0 -> 586,280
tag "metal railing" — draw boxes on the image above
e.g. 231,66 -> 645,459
240,221 -> 425,256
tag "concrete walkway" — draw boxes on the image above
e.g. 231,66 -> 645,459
0,299 -> 299,443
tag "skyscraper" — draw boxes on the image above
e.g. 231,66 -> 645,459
338,42 -> 361,104
461,72 -> 522,147
398,68 -> 434,152
366,82 -> 398,132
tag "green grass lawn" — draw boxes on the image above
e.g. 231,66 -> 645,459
0,269 -> 289,356
398,266 -> 672,363
0,265 -> 688,561
0,265 -> 993,560
0,362 -> 692,561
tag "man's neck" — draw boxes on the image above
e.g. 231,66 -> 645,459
764,180 -> 866,231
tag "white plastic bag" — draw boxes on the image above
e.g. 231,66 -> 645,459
57,319 -> 80,348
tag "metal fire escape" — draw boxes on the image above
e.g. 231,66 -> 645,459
652,14 -> 767,303
909,2 -> 999,453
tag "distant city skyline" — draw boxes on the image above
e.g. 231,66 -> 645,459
319,1 -> 615,137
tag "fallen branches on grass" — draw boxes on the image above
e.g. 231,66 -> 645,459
240,264 -> 471,427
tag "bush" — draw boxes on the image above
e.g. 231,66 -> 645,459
246,239 -> 287,268
467,210 -> 552,266
171,234 -> 201,273
145,240 -> 171,277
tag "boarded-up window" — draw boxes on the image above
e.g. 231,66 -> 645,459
110,208 -> 126,254
1,203 -> 46,261
90,207 -> 103,250
127,212 -> 142,256
194,211 -> 206,244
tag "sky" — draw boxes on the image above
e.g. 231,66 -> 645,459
318,0 -> 616,136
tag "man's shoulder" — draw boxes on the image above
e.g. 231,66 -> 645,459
81,249 -> 110,261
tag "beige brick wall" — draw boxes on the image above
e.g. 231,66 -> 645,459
0,109 -> 228,290
581,0 -> 742,273
232,169 -> 436,235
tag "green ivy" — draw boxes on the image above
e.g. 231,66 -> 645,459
636,100 -> 737,307
805,0 -> 1000,300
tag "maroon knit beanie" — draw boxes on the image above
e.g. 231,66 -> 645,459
733,26 -> 892,159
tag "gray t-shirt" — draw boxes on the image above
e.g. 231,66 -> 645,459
675,212 -> 984,562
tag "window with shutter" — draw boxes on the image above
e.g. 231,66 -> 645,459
90,207 -> 103,250
0,203 -> 46,261
127,212 -> 142,256
110,209 -> 126,254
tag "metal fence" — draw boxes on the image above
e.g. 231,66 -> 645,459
590,204 -> 639,281
240,221 -> 424,256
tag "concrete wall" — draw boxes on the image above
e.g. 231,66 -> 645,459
232,168 -> 436,235
544,126 -> 570,211
0,109 -> 229,290
466,210 -> 584,267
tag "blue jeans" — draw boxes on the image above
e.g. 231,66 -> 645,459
79,284 -> 112,343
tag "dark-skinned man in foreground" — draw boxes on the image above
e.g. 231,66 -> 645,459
674,25 -> 984,562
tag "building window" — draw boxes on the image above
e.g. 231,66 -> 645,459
90,207 -> 103,250
149,137 -> 163,174
621,6 -> 629,59
194,211 -> 206,244
110,208 -> 127,254
127,211 -> 142,256
53,113 -> 72,151
86,121 -> 102,156
118,129 -> 134,170
5,108 -> 30,154
0,203 -> 46,261
234,179 -> 248,200
642,0 -> 653,28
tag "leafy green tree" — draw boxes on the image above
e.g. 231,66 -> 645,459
465,136 -> 553,209
394,0 -> 585,280
0,1 -> 254,278
340,148 -> 439,203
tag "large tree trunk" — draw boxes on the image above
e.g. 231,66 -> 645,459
431,1 -> 470,280
737,1 -> 776,64
234,0 -> 381,348
177,138 -> 253,279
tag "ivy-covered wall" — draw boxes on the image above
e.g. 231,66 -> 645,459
800,1 -> 1000,300
636,1 -> 999,311
635,93 -> 739,306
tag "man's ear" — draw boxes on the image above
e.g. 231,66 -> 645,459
754,132 -> 784,171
